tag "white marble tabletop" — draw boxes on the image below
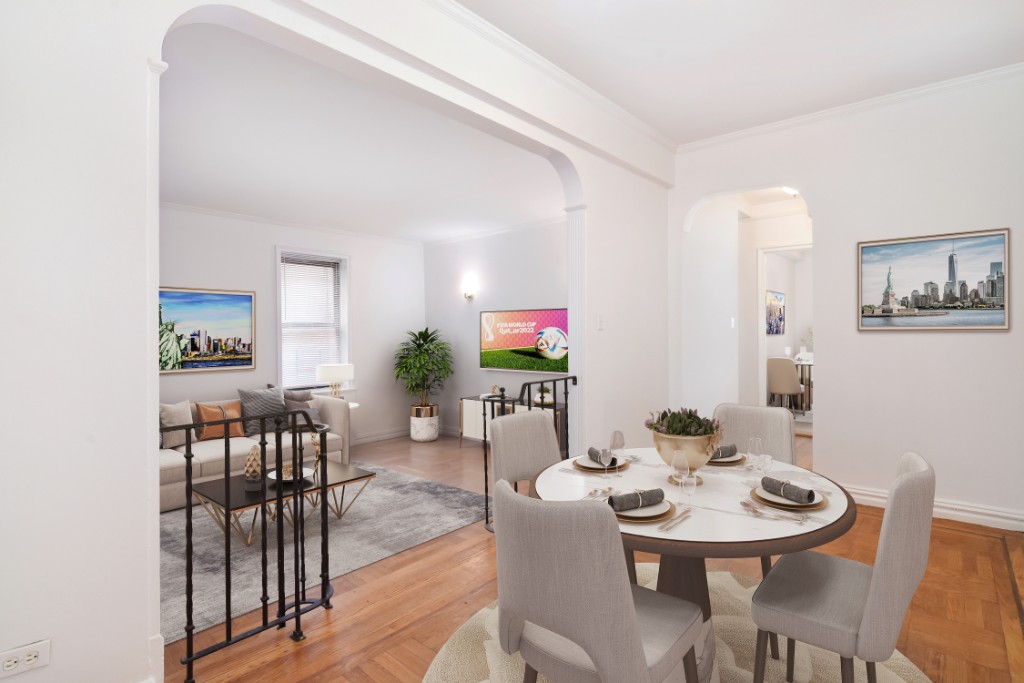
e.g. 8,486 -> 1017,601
534,447 -> 848,545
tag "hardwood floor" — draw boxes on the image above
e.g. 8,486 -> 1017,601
164,435 -> 1024,683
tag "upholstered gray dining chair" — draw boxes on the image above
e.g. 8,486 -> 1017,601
767,358 -> 804,413
750,452 -> 935,683
713,403 -> 795,465
490,410 -> 561,491
493,480 -> 703,683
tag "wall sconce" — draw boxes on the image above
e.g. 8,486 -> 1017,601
462,272 -> 479,300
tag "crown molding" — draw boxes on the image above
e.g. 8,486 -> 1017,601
677,62 -> 1024,155
421,0 -> 675,151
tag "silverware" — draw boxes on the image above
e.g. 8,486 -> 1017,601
661,508 -> 692,531
740,499 -> 808,524
580,486 -> 613,500
656,507 -> 688,530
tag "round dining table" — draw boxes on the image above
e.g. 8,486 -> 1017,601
532,447 -> 857,683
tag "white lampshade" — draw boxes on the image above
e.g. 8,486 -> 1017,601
316,363 -> 354,384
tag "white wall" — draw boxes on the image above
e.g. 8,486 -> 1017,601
424,222 -> 568,435
160,206 -> 424,443
764,253 -> 797,358
673,69 -> 1024,529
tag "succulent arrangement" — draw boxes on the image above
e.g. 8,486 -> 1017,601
645,408 -> 721,437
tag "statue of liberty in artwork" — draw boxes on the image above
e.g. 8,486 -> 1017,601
885,266 -> 894,293
159,304 -> 187,370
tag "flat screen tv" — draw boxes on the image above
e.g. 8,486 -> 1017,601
480,308 -> 568,373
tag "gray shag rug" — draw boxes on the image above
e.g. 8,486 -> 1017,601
424,563 -> 931,683
161,462 -> 486,643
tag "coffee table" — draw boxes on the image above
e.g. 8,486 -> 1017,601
191,461 -> 375,546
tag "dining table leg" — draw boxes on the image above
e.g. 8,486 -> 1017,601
657,555 -> 717,683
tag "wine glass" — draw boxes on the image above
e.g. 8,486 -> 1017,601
671,450 -> 690,503
758,454 -> 774,478
597,448 -> 615,479
681,472 -> 698,507
747,437 -> 762,471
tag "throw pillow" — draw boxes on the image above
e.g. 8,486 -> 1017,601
284,398 -> 322,425
238,386 -> 286,436
266,383 -> 314,402
195,401 -> 246,441
159,400 -> 194,449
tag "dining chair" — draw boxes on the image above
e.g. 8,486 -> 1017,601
493,480 -> 704,683
766,358 -> 804,414
713,402 -> 795,659
490,409 -> 561,492
749,452 -> 935,683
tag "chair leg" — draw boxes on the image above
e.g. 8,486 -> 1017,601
682,646 -> 698,682
866,660 -> 877,683
753,629 -> 769,683
624,547 -> 638,584
840,656 -> 854,683
786,637 -> 796,682
759,556 -> 779,660
523,663 -> 538,683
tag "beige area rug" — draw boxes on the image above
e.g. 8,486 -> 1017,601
424,563 -> 930,683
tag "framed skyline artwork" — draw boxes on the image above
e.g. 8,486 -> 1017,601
858,228 -> 1008,331
159,287 -> 255,373
766,291 -> 785,335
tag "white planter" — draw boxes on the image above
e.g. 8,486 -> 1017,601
410,416 -> 439,442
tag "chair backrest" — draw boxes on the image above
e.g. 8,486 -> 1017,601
767,358 -> 802,395
490,410 -> 561,485
493,481 -> 651,681
713,403 -> 795,464
857,452 -> 935,662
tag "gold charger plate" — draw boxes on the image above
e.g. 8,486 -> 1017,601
749,488 -> 829,512
706,454 -> 746,467
572,457 -> 630,473
615,501 -> 676,524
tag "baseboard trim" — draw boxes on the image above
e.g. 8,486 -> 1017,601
148,632 -> 163,683
351,427 -> 410,446
845,484 -> 1024,531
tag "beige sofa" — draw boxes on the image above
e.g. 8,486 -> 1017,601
159,396 -> 351,512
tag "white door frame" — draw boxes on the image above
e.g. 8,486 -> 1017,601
756,243 -> 812,405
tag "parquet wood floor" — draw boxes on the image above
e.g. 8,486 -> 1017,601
164,435 -> 1024,683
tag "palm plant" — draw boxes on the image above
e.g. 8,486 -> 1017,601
393,328 -> 454,407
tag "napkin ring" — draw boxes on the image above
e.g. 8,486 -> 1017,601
780,480 -> 792,497
634,490 -> 643,508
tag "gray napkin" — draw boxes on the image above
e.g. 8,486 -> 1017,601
586,446 -> 617,468
761,477 -> 815,504
711,444 -> 737,460
607,488 -> 664,512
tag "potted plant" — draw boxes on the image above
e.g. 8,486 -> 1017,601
535,384 -> 553,405
644,408 -> 722,471
393,328 -> 454,442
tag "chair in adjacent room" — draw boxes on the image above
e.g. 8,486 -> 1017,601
750,452 -> 935,683
493,480 -> 704,683
490,409 -> 561,495
767,358 -> 805,414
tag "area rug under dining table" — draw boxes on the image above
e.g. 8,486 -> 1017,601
424,563 -> 931,683
160,461 -> 486,643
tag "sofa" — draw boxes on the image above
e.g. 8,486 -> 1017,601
159,395 -> 351,512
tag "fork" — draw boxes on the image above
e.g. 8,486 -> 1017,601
740,499 -> 808,524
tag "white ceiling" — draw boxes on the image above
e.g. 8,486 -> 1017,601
456,0 -> 1024,145
160,24 -> 565,243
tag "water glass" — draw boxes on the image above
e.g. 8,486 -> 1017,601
681,472 -> 697,506
747,437 -> 762,471
758,454 -> 774,477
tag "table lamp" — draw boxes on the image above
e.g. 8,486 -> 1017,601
316,363 -> 354,399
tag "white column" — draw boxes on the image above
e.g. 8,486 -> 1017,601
566,204 -> 586,454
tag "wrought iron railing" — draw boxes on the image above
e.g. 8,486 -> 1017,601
480,376 -> 578,531
160,410 -> 332,683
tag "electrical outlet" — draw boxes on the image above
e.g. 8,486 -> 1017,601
0,640 -> 49,679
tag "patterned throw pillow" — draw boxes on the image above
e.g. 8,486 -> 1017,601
195,401 -> 246,441
159,400 -> 194,449
266,383 -> 314,402
237,387 -> 287,436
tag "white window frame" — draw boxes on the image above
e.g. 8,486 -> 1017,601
275,246 -> 351,389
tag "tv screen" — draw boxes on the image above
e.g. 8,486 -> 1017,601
480,308 -> 568,373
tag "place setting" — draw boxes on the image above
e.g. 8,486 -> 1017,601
605,487 -> 692,531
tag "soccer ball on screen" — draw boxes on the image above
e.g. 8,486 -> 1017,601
534,327 -> 569,360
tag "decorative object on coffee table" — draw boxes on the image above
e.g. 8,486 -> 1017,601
243,445 -> 262,491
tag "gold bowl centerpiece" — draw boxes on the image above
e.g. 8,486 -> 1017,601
645,408 -> 723,472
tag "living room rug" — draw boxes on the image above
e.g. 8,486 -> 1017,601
423,563 -> 931,683
160,462 -> 486,643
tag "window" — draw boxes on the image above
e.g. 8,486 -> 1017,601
279,251 -> 348,388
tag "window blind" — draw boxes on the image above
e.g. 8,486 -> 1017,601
279,252 -> 348,387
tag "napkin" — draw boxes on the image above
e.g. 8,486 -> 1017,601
586,446 -> 618,468
761,476 -> 815,504
711,444 -> 738,460
607,488 -> 664,512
